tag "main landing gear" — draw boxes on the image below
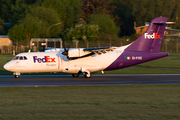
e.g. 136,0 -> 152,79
72,73 -> 79,78
84,72 -> 91,78
72,72 -> 91,78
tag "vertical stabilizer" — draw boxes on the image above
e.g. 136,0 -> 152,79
126,17 -> 168,52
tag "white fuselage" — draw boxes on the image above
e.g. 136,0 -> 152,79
4,46 -> 128,74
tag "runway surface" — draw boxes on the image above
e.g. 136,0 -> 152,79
0,74 -> 180,87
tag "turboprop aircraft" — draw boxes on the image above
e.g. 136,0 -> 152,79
4,17 -> 169,78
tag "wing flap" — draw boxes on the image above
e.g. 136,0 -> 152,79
83,47 -> 115,51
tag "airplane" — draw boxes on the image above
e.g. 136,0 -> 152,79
4,17 -> 170,78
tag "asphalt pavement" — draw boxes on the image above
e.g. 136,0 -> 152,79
0,74 -> 180,87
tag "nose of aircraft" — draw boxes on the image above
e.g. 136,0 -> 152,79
3,63 -> 11,71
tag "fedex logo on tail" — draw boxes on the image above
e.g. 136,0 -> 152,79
145,33 -> 161,39
33,56 -> 56,63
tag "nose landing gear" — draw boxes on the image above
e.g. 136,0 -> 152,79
13,73 -> 20,78
14,75 -> 19,78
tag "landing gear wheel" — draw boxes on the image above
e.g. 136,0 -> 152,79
72,73 -> 79,78
84,73 -> 91,78
14,75 -> 19,78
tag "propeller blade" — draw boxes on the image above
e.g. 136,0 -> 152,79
61,38 -> 69,56
62,51 -> 68,56
62,39 -> 66,51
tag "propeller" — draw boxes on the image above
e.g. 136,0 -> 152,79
61,38 -> 69,56
60,30 -> 70,57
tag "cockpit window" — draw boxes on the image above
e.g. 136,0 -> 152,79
13,56 -> 28,60
24,56 -> 27,60
13,56 -> 19,60
19,56 -> 23,60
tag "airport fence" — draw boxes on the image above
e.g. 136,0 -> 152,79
1,34 -> 180,55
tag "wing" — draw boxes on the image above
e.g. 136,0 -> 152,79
83,47 -> 116,55
42,47 -> 116,60
67,47 -> 116,60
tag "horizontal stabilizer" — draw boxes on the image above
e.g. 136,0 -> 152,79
153,22 -> 175,25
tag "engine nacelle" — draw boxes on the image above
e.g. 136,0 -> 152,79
68,48 -> 91,58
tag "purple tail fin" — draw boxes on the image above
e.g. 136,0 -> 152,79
126,17 -> 168,52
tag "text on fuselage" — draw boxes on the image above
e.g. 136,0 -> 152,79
126,56 -> 142,60
33,56 -> 56,63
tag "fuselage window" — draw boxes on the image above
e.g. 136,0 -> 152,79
13,56 -> 19,60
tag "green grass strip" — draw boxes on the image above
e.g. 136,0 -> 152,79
0,85 -> 180,120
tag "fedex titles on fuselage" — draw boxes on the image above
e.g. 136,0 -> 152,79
33,56 -> 56,63
144,33 -> 161,39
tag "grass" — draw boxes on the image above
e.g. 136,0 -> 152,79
1,54 -> 180,75
99,67 -> 180,74
138,54 -> 180,68
0,85 -> 180,119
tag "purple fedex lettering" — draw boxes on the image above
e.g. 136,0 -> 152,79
33,56 -> 56,63
33,56 -> 47,63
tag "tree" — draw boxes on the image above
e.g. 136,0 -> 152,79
64,14 -> 119,42
0,17 -> 4,34
131,0 -> 180,26
11,0 -> 30,23
89,14 -> 119,41
29,6 -> 63,38
24,0 -> 37,4
90,14 -> 119,35
8,14 -> 41,43
64,24 -> 99,42
8,24 -> 27,43
21,14 -> 41,42
0,0 -> 16,22
81,0 -> 116,22
111,0 -> 135,36
8,6 -> 62,43
0,0 -> 35,23
40,0 -> 83,31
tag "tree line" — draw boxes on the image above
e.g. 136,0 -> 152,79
0,0 -> 180,44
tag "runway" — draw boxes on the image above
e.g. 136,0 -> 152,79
0,74 -> 180,87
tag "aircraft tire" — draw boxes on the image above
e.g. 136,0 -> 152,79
84,73 -> 91,78
72,73 -> 79,78
14,75 -> 19,78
